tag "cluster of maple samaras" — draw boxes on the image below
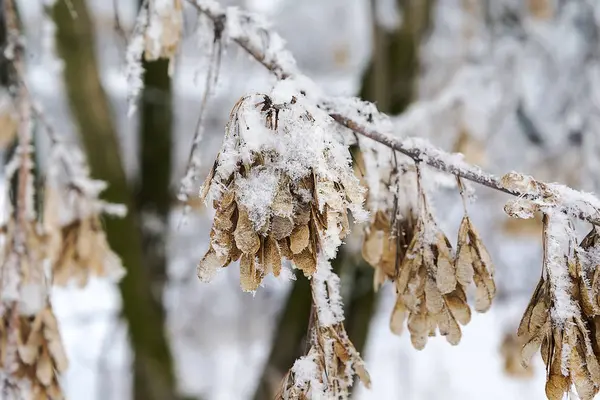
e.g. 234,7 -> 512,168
0,222 -> 67,400
197,95 -> 364,291
518,225 -> 600,400
362,179 -> 496,349
0,305 -> 68,400
0,187 -> 123,399
198,167 -> 362,291
278,323 -> 370,399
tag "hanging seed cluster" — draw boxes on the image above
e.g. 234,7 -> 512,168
519,225 -> 600,400
0,306 -> 68,400
362,172 -> 496,349
51,216 -> 124,287
390,212 -> 472,349
0,223 -> 67,399
43,186 -> 125,287
277,324 -> 370,400
198,94 -> 365,291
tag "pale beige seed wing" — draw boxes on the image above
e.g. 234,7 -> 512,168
521,329 -> 546,368
517,277 -> 545,337
292,248 -> 317,276
541,335 -> 550,366
373,267 -> 387,292
390,297 -> 407,336
36,348 -> 54,387
278,238 -> 293,259
264,236 -> 281,277
271,215 -> 295,241
473,268 -> 496,313
570,341 -> 599,400
234,209 -> 260,255
362,229 -> 384,269
197,248 -> 225,283
436,253 -> 457,295
407,310 -> 430,350
455,245 -> 475,287
289,224 -> 310,254
293,203 -> 311,226
355,362 -> 371,389
240,254 -> 261,292
545,330 -> 570,400
445,291 -> 472,325
437,307 -> 462,346
425,278 -> 444,314
396,249 -> 421,294
272,181 -> 294,217
455,217 -> 473,287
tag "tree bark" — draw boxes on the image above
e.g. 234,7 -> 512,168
52,1 -> 179,399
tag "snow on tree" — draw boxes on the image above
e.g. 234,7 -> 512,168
5,0 -> 600,399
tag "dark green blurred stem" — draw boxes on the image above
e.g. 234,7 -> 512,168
52,1 -> 179,399
137,58 -> 172,296
252,272 -> 312,400
359,0 -> 434,115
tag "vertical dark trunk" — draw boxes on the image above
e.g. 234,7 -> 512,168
252,274 -> 312,400
52,1 -> 179,399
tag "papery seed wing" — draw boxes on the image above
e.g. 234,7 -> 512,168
290,224 -> 310,254
234,208 -> 260,254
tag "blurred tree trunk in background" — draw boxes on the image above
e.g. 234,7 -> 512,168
52,1 -> 179,399
252,275 -> 312,399
360,0 -> 434,115
252,2 -> 434,399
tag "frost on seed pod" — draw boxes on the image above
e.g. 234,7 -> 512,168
518,218 -> 600,400
277,259 -> 370,399
197,92 -> 366,291
277,324 -> 371,399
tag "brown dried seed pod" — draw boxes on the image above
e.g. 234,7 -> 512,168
293,248 -> 317,276
240,254 -> 263,292
234,208 -> 261,255
271,215 -> 295,241
446,288 -> 472,325
264,236 -> 281,277
390,297 -> 407,336
3,306 -> 68,400
289,224 -> 310,254
435,239 -> 456,294
455,215 -> 496,312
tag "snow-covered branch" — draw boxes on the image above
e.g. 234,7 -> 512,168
186,0 -> 600,227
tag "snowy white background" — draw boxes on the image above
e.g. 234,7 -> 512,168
14,0 -> 600,398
